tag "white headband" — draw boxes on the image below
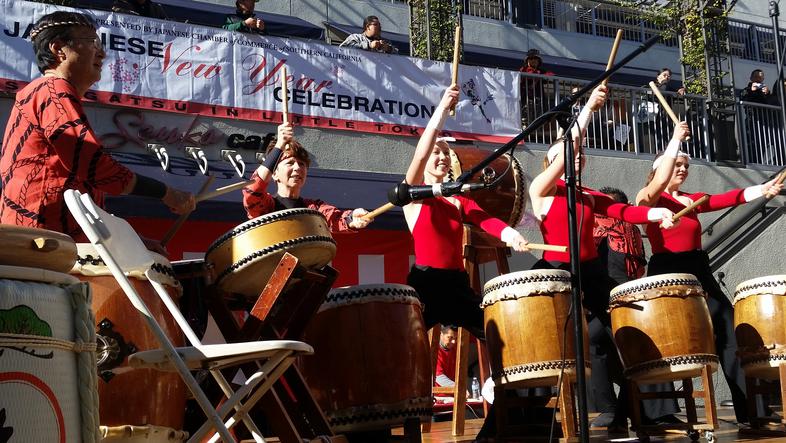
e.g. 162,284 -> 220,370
436,136 -> 456,144
652,151 -> 691,170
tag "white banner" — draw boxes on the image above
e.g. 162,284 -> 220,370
0,0 -> 521,142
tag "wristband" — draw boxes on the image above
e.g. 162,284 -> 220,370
646,208 -> 667,222
500,227 -> 519,245
262,147 -> 283,171
426,107 -> 449,131
130,174 -> 167,199
743,185 -> 764,202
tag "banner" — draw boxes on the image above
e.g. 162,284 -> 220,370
0,0 -> 522,142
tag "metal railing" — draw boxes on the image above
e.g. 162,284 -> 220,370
520,72 -> 710,159
388,0 -> 506,20
737,100 -> 786,167
541,0 -> 676,46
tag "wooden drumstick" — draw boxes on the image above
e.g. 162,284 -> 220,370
281,65 -> 292,151
161,175 -> 215,247
449,24 -> 461,117
195,180 -> 255,203
282,65 -> 289,125
602,29 -> 624,87
648,80 -> 690,141
775,169 -> 786,186
672,195 -> 708,222
361,202 -> 395,221
527,243 -> 567,253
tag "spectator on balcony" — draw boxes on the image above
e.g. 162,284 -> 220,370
111,0 -> 167,20
224,0 -> 266,35
638,68 -> 684,154
741,69 -> 772,104
519,49 -> 554,129
339,16 -> 398,54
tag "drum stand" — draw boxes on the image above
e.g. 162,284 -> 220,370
627,365 -> 718,442
740,363 -> 786,436
205,252 -> 348,443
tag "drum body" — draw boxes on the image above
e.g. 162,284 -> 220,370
205,208 -> 336,297
0,265 -> 99,443
0,224 -> 77,273
300,284 -> 431,433
482,270 -> 589,387
610,273 -> 717,382
734,275 -> 786,379
72,244 -> 187,430
448,147 -> 526,227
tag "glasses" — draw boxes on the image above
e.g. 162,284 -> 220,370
69,36 -> 103,50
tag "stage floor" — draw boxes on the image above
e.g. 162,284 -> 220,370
407,406 -> 786,442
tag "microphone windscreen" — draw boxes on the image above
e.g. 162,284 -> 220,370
388,183 -> 412,206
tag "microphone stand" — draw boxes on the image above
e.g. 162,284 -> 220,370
560,104 -> 590,442
452,34 -> 660,443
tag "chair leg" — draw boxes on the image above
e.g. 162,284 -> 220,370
422,325 -> 441,434
701,365 -> 718,428
558,376 -> 577,437
781,364 -> 786,426
452,327 -> 470,436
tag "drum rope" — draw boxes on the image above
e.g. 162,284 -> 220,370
0,333 -> 97,352
70,284 -> 100,443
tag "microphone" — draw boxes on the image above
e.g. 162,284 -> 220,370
387,181 -> 487,206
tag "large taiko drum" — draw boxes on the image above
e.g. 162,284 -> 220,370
0,264 -> 100,443
482,270 -> 589,387
300,284 -> 431,433
448,147 -> 527,227
205,208 -> 336,297
610,273 -> 718,382
71,244 -> 187,430
734,275 -> 786,379
0,224 -> 77,272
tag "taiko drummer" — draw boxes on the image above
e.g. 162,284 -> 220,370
243,122 -> 370,231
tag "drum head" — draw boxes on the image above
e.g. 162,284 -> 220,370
448,147 -> 526,227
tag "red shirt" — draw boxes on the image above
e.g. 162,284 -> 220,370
435,344 -> 457,386
242,169 -> 355,232
0,77 -> 133,238
541,180 -> 653,263
412,196 -> 508,270
646,189 -> 745,254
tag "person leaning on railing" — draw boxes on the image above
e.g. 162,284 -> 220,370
223,0 -> 267,35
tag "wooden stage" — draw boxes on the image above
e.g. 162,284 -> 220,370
387,406 -> 786,442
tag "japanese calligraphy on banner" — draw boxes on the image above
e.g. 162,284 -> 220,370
0,0 -> 521,142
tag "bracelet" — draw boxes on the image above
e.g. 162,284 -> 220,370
262,147 -> 283,171
129,174 -> 167,199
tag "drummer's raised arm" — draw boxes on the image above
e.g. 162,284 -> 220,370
252,123 -> 294,185
405,85 -> 459,186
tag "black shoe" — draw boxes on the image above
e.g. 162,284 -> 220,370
653,414 -> 684,425
590,412 -> 616,428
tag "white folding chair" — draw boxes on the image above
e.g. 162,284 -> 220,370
64,189 -> 313,443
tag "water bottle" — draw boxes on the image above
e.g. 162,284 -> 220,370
470,377 -> 481,399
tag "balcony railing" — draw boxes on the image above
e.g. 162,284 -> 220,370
520,72 -> 711,160
521,72 -> 786,169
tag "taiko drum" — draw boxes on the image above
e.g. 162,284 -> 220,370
610,273 -> 717,382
